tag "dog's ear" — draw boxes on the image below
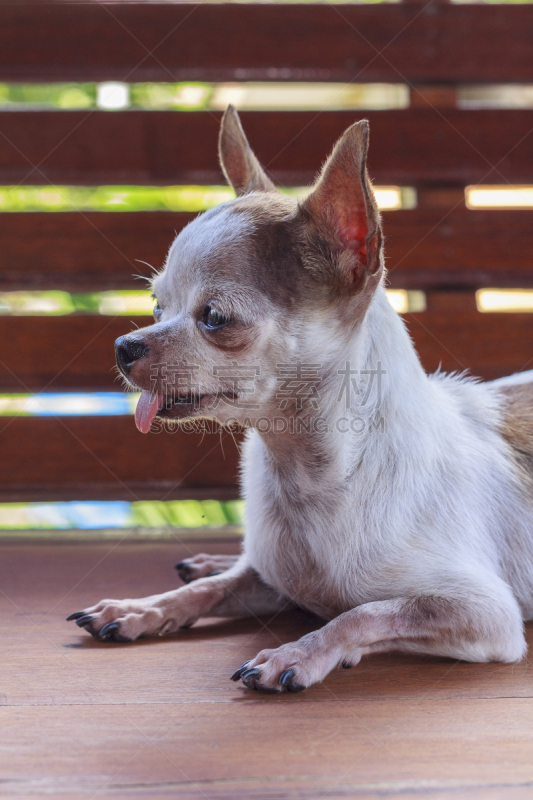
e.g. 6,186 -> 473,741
300,119 -> 383,289
219,105 -> 276,196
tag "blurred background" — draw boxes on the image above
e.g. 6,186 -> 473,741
0,0 -> 532,535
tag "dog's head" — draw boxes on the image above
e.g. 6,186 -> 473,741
116,106 -> 384,433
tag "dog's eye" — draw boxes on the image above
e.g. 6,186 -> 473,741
203,306 -> 230,330
152,295 -> 162,320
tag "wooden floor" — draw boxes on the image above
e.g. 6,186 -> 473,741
1,539 -> 533,800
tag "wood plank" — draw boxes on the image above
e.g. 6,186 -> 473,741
386,208 -> 533,290
0,314 -> 146,392
1,541 -> 532,706
0,307 -> 532,393
2,110 -> 533,186
1,4 -> 533,83
0,212 -> 195,291
0,540 -> 533,799
406,305 -> 533,381
2,209 -> 533,292
0,416 -> 241,501
2,700 -> 533,799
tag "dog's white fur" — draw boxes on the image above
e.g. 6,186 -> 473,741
245,288 -> 533,629
69,108 -> 533,694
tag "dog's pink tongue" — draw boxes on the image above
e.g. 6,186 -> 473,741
135,391 -> 162,434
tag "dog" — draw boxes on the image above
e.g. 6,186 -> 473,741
68,106 -> 533,694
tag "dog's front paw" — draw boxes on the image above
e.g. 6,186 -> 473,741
66,598 -> 174,642
230,638 -> 342,694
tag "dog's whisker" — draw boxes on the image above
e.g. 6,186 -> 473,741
134,259 -> 159,275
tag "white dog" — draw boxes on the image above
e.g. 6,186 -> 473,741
68,107 -> 533,694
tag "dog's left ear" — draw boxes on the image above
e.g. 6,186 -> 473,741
219,105 -> 277,196
300,119 -> 383,289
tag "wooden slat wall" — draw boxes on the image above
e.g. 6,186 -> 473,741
2,110 -> 533,186
0,416 -> 241,502
0,212 -> 195,291
1,4 -> 533,83
1,209 -> 533,292
0,2 -> 532,502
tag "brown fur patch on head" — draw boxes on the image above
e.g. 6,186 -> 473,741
499,383 -> 533,478
227,192 -> 325,310
216,112 -> 385,323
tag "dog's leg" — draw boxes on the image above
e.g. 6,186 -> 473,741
175,553 -> 240,584
232,585 -> 526,693
67,556 -> 290,642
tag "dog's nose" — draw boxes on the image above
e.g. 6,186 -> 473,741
115,336 -> 148,374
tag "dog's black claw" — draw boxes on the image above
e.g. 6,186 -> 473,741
66,611 -> 86,622
279,669 -> 295,686
75,615 -> 94,628
98,621 -> 132,643
99,622 -> 120,639
241,668 -> 261,689
208,571 -> 221,577
230,660 -> 251,681
241,667 -> 259,678
342,661 -> 353,669
175,561 -> 193,582
279,668 -> 306,693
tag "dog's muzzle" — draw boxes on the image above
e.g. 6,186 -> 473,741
115,335 -> 148,375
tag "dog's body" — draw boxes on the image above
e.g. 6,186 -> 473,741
68,108 -> 533,693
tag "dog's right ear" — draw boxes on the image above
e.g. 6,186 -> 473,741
299,119 -> 383,292
219,105 -> 276,196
